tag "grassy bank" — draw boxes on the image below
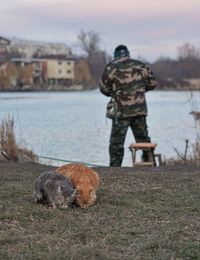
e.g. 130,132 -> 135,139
0,162 -> 200,259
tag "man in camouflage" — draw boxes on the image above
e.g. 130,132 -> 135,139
99,45 -> 157,166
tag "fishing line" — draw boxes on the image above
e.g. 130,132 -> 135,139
38,154 -> 107,167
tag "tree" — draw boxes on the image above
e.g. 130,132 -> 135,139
77,30 -> 101,58
177,43 -> 200,60
76,30 -> 107,85
177,43 -> 200,79
151,43 -> 200,89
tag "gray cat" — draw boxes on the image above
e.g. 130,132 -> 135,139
33,171 -> 76,209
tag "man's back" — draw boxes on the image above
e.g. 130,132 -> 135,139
100,55 -> 156,118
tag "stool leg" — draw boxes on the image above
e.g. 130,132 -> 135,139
132,149 -> 136,166
130,148 -> 136,166
132,149 -> 137,166
151,148 -> 157,166
157,154 -> 162,166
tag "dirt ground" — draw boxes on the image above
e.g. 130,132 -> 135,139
1,161 -> 200,259
1,160 -> 200,175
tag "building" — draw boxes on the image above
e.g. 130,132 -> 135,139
0,36 -> 11,60
10,38 -> 72,59
0,62 -> 18,90
12,55 -> 77,88
10,55 -> 93,90
42,55 -> 76,86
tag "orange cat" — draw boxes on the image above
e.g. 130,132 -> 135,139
56,163 -> 100,208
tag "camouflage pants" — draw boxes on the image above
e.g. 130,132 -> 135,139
109,116 -> 151,167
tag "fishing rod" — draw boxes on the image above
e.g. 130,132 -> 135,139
37,155 -> 106,168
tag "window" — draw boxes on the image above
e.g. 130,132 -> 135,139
58,61 -> 62,65
58,69 -> 62,74
67,70 -> 71,74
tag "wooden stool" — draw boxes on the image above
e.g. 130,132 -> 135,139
129,143 -> 161,167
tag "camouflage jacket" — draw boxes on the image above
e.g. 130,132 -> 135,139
99,54 -> 157,119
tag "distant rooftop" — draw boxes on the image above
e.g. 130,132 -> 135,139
0,36 -> 11,45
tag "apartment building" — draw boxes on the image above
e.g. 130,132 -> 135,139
12,55 -> 77,87
43,55 -> 76,85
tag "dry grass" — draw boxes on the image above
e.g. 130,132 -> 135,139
0,117 -> 18,161
166,131 -> 200,167
0,117 -> 37,162
0,162 -> 200,259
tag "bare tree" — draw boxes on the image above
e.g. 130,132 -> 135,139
76,30 -> 107,85
77,30 -> 101,58
151,43 -> 200,89
177,43 -> 200,60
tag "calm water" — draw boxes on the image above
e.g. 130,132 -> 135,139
0,90 -> 198,166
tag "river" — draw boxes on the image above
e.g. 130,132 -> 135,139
0,90 -> 198,166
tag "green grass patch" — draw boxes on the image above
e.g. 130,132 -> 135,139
0,162 -> 200,259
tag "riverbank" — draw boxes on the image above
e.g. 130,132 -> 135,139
1,161 -> 200,259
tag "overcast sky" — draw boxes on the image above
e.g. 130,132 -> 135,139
1,0 -> 200,61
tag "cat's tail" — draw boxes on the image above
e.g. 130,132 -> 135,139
32,177 -> 43,202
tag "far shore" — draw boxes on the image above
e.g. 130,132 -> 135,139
0,86 -> 200,93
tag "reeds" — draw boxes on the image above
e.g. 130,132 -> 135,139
0,117 -> 37,162
170,91 -> 200,166
188,92 -> 200,165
